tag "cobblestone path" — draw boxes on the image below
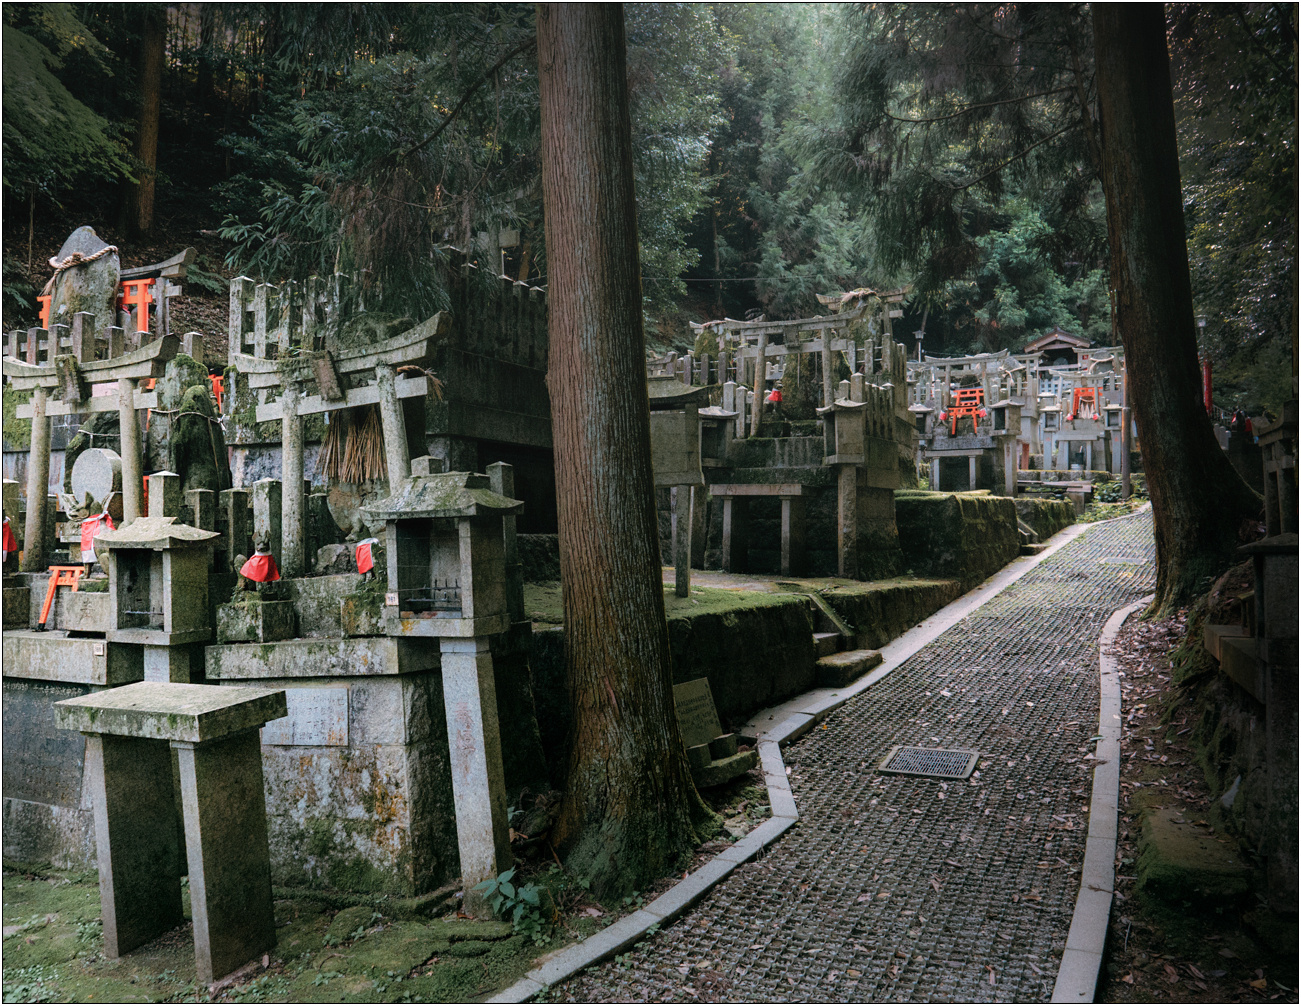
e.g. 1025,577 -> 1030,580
550,510 -> 1155,1003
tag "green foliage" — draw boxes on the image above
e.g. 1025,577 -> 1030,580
473,867 -> 550,946
1,11 -> 131,199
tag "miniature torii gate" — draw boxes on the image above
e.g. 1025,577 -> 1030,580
3,326 -> 177,569
228,314 -> 448,577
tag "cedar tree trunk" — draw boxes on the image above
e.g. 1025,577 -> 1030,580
130,4 -> 167,236
1092,4 -> 1261,613
537,2 -> 715,899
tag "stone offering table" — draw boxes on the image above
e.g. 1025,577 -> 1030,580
709,483 -> 810,577
53,682 -> 288,986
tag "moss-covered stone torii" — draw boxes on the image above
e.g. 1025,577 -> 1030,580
3,335 -> 179,567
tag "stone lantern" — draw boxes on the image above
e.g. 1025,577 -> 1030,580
98,516 -> 219,683
989,400 -> 1023,496
647,377 -> 709,597
362,459 -> 522,917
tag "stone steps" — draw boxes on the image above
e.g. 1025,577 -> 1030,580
812,631 -> 842,658
1020,542 -> 1050,556
814,648 -> 884,688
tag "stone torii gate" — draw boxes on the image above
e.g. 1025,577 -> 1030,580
228,316 -> 448,577
3,331 -> 178,568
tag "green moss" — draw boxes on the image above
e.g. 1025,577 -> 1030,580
2,388 -> 31,450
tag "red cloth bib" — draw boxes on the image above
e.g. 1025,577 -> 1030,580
240,552 -> 281,582
2,518 -> 15,561
766,388 -> 783,403
354,538 -> 379,575
80,513 -> 114,562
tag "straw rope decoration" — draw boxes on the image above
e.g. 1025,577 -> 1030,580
317,406 -> 388,484
42,246 -> 119,296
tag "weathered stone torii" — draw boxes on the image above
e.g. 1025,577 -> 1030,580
3,333 -> 177,568
228,315 -> 448,577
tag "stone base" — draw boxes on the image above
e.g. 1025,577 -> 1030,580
217,600 -> 297,643
4,585 -> 30,627
1137,808 -> 1252,905
2,796 -> 96,870
691,749 -> 758,789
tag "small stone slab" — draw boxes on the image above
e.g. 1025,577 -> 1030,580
691,748 -> 757,789
1137,808 -> 1252,904
53,681 -> 287,742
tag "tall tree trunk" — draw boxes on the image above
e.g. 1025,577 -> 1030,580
130,4 -> 167,236
538,2 -> 714,899
197,4 -> 216,111
1092,4 -> 1261,613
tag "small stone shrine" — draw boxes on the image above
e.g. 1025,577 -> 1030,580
53,682 -> 287,985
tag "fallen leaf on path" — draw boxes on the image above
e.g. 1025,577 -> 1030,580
1121,973 -> 1135,984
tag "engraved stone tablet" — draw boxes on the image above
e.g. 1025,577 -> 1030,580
260,687 -> 348,746
673,677 -> 723,749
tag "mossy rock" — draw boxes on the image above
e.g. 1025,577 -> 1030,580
1136,808 -> 1253,907
325,904 -> 379,944
423,917 -> 513,942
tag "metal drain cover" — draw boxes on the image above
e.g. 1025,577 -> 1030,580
878,746 -> 979,779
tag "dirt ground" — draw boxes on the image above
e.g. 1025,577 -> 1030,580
1095,608 -> 1298,1004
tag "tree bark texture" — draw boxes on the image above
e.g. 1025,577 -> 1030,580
1092,4 -> 1260,612
538,2 -> 713,898
131,4 -> 167,236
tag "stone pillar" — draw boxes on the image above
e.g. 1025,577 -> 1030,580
71,312 -> 96,362
186,489 -> 216,532
118,378 -> 142,524
175,730 -> 276,984
147,471 -> 181,519
108,326 -> 125,360
780,496 -> 807,577
280,380 -> 305,578
837,465 -> 859,578
750,334 -> 767,438
671,486 -> 692,598
21,386 -> 50,571
821,340 -> 834,409
690,486 -> 708,569
375,363 -> 411,485
930,458 -> 940,490
721,497 -> 749,573
143,645 -> 193,684
439,637 -> 512,917
487,463 -> 524,622
219,488 -> 251,571
84,734 -> 185,956
251,479 -> 282,568
968,456 -> 978,491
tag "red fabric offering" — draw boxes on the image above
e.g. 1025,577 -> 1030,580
80,512 -> 114,562
766,388 -> 783,403
354,538 -> 379,575
240,550 -> 281,582
2,517 -> 15,561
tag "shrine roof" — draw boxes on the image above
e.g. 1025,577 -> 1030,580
363,471 -> 523,521
96,515 -> 220,549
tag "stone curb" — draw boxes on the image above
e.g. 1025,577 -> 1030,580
487,737 -> 802,1003
1050,594 -> 1152,1004
488,511 -> 1150,1003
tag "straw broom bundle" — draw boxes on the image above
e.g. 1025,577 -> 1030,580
317,406 -> 387,483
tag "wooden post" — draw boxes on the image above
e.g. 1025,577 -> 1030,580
118,378 -> 142,524
21,386 -> 50,571
280,380 -> 305,577
750,333 -> 767,437
375,363 -> 411,484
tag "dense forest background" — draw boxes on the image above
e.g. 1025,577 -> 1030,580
2,2 -> 1294,414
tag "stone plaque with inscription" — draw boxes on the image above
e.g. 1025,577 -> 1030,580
673,677 -> 723,749
260,687 -> 348,746
3,679 -> 91,806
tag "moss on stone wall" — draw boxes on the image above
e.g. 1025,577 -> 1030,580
1014,498 -> 1075,541
2,388 -> 32,451
819,578 -> 963,649
894,491 -> 1020,588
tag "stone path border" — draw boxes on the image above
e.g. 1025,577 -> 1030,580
489,504 -> 1152,1004
1051,593 -> 1153,1003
